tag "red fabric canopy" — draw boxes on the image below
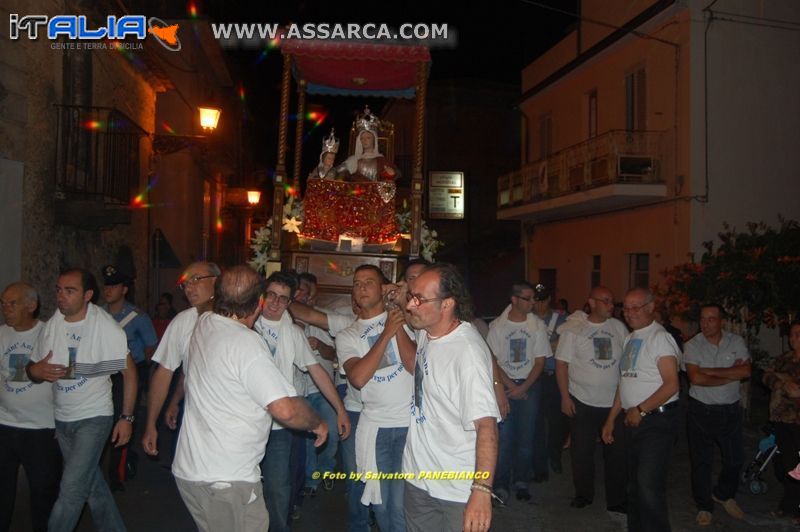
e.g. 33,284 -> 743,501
280,39 -> 430,94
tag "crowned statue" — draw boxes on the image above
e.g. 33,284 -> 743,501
336,106 -> 398,182
309,129 -> 339,180
299,106 -> 399,250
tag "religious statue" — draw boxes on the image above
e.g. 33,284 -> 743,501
308,129 -> 339,180
336,106 -> 398,182
300,106 -> 399,250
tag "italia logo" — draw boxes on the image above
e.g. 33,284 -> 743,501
9,14 -> 181,51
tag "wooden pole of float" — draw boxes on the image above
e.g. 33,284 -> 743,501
292,80 -> 307,192
410,61 -> 428,258
269,52 -> 293,269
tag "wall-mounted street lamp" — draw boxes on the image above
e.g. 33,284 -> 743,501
198,106 -> 221,132
247,190 -> 262,205
153,106 -> 222,155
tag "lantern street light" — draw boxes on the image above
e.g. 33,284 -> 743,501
247,190 -> 261,205
198,105 -> 221,132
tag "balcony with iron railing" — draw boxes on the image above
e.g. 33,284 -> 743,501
497,130 -> 669,222
54,105 -> 148,228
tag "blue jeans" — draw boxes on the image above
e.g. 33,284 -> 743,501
49,416 -> 125,532
687,398 -> 744,512
341,411 -> 369,532
304,392 -> 340,489
496,379 -> 541,492
626,406 -> 678,532
260,428 -> 292,532
372,426 -> 408,532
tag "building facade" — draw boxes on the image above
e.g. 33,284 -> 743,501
498,0 -> 800,324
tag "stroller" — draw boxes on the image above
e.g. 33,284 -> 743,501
741,424 -> 779,494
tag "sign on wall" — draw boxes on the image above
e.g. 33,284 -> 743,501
428,171 -> 464,219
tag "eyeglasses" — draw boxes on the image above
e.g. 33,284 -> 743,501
178,275 -> 216,291
623,300 -> 652,313
0,300 -> 18,309
590,297 -> 613,305
406,292 -> 444,307
265,290 -> 291,306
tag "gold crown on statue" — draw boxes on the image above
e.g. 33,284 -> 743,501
355,106 -> 381,136
322,129 -> 339,154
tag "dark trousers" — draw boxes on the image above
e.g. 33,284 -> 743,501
687,398 -> 744,512
569,397 -> 627,507
107,361 -> 149,485
0,424 -> 61,532
534,372 -> 568,475
626,406 -> 678,532
773,422 -> 800,516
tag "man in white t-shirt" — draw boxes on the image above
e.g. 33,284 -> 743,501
555,286 -> 628,513
141,261 -> 220,458
28,268 -> 137,532
256,271 -> 350,532
486,281 -> 550,503
173,265 -> 327,532
601,288 -> 680,532
336,264 -> 415,532
403,263 -> 500,532
0,282 -> 59,532
684,303 -> 750,525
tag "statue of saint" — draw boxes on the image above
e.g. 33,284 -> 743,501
337,106 -> 398,182
308,129 -> 339,180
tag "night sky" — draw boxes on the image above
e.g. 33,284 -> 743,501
159,1 -> 577,177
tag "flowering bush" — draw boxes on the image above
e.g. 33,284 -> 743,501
655,217 -> 800,333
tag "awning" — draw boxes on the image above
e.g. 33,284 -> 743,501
280,38 -> 431,98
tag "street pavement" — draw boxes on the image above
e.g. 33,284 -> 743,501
11,399 -> 800,531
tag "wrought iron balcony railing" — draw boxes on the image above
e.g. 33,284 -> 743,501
55,104 -> 148,205
498,130 -> 666,208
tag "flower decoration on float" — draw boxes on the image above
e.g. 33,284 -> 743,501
395,200 -> 443,262
248,220 -> 273,275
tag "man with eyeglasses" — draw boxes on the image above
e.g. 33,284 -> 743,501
601,288 -> 680,532
256,271 -> 350,532
683,304 -> 749,526
555,286 -> 628,514
335,264 -> 415,532
171,264 -> 327,532
402,263 -> 500,532
0,282 -> 60,532
486,281 -> 550,503
142,261 -> 220,458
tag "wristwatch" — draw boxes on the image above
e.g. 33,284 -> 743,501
636,405 -> 647,418
119,414 -> 135,423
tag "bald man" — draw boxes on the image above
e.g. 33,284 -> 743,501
555,286 -> 628,513
602,288 -> 680,532
0,282 -> 60,532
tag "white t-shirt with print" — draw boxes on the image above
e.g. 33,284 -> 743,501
254,315 -> 316,430
152,307 -> 199,371
173,312 -> 295,483
619,321 -> 680,409
336,312 -> 412,427
555,318 -> 628,407
42,320 -> 113,422
487,314 -> 551,379
403,322 -> 501,503
0,322 -> 54,429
